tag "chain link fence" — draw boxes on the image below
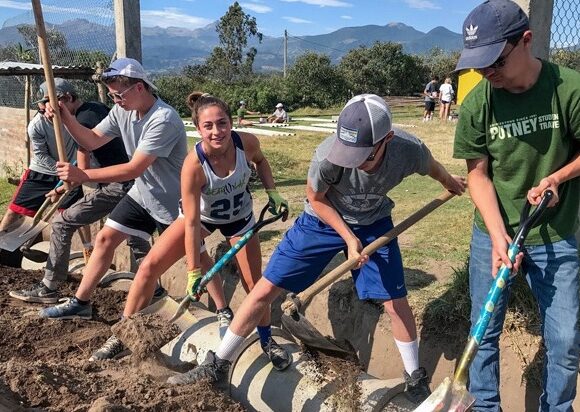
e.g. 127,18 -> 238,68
0,0 -> 115,108
550,0 -> 580,70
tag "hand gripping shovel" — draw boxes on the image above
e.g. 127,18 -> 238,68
0,181 -> 70,252
168,203 -> 289,323
414,190 -> 553,412
281,190 -> 456,356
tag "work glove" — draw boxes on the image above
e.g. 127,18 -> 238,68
186,268 -> 203,299
266,189 -> 289,216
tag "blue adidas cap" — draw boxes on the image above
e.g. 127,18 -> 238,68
455,0 -> 529,71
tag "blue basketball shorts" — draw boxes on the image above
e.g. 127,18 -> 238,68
264,212 -> 406,301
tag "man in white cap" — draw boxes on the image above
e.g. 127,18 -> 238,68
166,94 -> 466,406
38,58 -> 209,361
453,0 -> 580,410
267,102 -> 287,123
0,78 -> 83,233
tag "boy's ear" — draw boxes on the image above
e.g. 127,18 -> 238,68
383,130 -> 395,143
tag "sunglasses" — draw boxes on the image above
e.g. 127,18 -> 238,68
107,83 -> 138,101
365,139 -> 385,162
485,36 -> 523,70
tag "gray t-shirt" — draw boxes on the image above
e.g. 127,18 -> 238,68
305,128 -> 431,225
28,112 -> 78,175
95,98 -> 187,224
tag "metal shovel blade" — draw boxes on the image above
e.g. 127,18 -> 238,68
0,221 -> 49,252
413,378 -> 474,412
281,310 -> 356,356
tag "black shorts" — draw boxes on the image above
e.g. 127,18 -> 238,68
201,213 -> 255,238
106,195 -> 169,241
424,101 -> 436,111
9,169 -> 83,217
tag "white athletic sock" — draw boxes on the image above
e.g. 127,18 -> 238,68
395,338 -> 419,375
216,328 -> 246,361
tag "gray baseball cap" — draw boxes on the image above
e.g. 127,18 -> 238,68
34,78 -> 76,104
102,57 -> 157,90
325,94 -> 392,168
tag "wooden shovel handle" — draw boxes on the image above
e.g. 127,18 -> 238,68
295,190 -> 455,307
32,0 -> 70,190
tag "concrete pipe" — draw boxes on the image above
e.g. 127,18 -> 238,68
160,304 -> 405,412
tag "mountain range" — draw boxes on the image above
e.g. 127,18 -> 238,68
0,19 -> 463,73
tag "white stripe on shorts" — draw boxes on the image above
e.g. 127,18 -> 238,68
105,218 -> 152,241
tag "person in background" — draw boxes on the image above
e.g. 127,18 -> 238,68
267,103 -> 288,123
0,79 -> 83,232
438,77 -> 454,121
422,76 -> 439,122
236,100 -> 259,127
453,1 -> 580,410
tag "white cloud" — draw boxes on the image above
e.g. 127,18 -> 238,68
281,0 -> 352,7
340,15 -> 352,19
240,2 -> 273,13
404,0 -> 440,10
0,0 -> 29,11
141,8 -> 212,29
283,16 -> 313,24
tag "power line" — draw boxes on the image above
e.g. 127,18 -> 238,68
286,33 -> 349,54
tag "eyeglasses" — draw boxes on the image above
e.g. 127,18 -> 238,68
485,37 -> 522,70
107,83 -> 138,101
365,139 -> 384,162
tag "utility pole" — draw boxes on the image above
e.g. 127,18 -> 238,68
283,29 -> 288,78
114,0 -> 142,62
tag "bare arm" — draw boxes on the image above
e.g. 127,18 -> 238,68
427,154 -> 466,195
181,151 -> 206,271
467,157 -> 519,276
528,150 -> 580,206
76,147 -> 90,170
45,100 -> 112,151
240,132 -> 276,190
56,150 -> 157,184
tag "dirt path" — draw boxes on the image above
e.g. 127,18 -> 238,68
0,266 -> 244,411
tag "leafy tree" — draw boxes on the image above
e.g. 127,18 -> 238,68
0,43 -> 35,62
197,2 -> 262,83
420,47 -> 460,87
551,49 -> 580,71
17,24 -> 68,64
339,42 -> 425,96
286,52 -> 348,108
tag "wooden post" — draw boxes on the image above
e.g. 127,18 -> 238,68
513,0 -> 554,59
31,0 -> 70,189
24,75 -> 31,167
95,61 -> 107,104
114,0 -> 142,61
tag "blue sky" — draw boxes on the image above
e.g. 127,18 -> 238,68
0,0 -> 481,37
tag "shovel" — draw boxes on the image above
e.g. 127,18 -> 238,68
0,185 -> 70,252
414,190 -> 553,412
168,203 -> 289,323
281,190 -> 456,355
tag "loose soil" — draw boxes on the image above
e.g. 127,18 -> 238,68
0,266 -> 245,412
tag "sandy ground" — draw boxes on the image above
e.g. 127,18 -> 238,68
0,266 -> 244,411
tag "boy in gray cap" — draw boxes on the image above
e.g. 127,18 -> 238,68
0,79 -> 83,232
453,0 -> 580,410
166,94 -> 465,406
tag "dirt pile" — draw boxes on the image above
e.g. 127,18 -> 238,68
0,265 -> 245,411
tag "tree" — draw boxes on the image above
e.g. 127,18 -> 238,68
339,42 -> 425,96
198,2 -> 262,83
420,47 -> 460,87
551,49 -> 580,71
286,52 -> 348,108
17,24 -> 68,64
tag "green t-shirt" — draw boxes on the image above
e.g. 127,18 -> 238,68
454,61 -> 580,244
237,107 -> 247,119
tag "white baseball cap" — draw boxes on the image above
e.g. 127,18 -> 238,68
102,58 -> 157,90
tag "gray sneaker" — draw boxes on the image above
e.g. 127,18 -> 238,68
89,335 -> 129,361
9,281 -> 59,303
38,297 -> 92,320
151,285 -> 168,304
404,367 -> 431,404
216,307 -> 234,339
167,350 -> 230,388
262,337 -> 291,371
